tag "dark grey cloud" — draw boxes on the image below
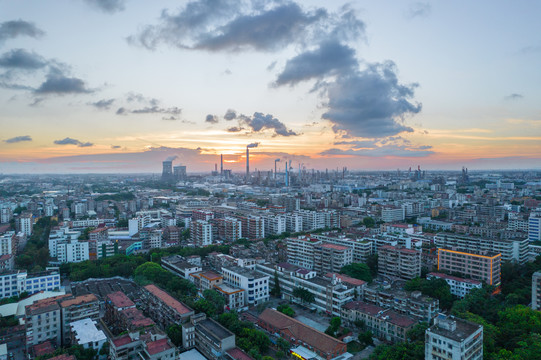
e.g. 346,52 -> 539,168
333,140 -> 376,148
126,92 -> 158,105
226,126 -> 243,132
89,98 -> 115,109
116,107 -> 127,115
35,70 -> 93,95
320,144 -> 433,157
239,112 -> 298,137
111,145 -> 121,149
205,114 -> 219,124
274,41 -> 358,86
195,3 -> 325,52
0,49 -> 47,69
131,106 -> 182,115
54,137 -> 94,147
162,116 -> 177,121
4,135 -> 32,143
406,3 -> 431,19
0,20 -> 45,43
505,93 -> 523,100
224,109 -> 237,120
83,0 -> 126,13
322,61 -> 421,138
129,1 -> 362,53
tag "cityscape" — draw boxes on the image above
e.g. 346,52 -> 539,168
1,1 -> 541,360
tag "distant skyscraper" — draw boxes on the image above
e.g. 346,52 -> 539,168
173,165 -> 187,181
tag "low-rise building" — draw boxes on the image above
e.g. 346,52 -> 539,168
161,255 -> 202,280
69,318 -> 107,351
59,294 -> 100,345
214,284 -> 245,311
25,295 -> 68,351
532,271 -> 541,311
342,301 -> 416,343
425,314 -> 483,360
427,272 -> 482,298
258,309 -> 347,360
0,269 -> 61,299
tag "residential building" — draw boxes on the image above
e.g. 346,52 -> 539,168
17,213 -> 33,236
25,295 -> 67,351
214,217 -> 242,242
312,233 -> 372,263
161,255 -> 202,280
59,294 -> 100,346
256,263 -> 355,316
69,318 -> 106,351
285,213 -> 303,233
363,283 -> 439,322
56,239 -> 90,263
313,243 -> 353,274
140,284 -> 194,329
286,236 -> 320,270
437,249 -> 501,286
342,301 -> 416,343
190,220 -> 213,246
190,271 -> 223,291
140,337 -> 177,360
264,214 -> 286,236
258,309 -> 347,360
214,284 -> 245,310
382,207 -> 405,223
222,266 -> 269,305
0,269 -> 61,299
182,313 -> 235,360
0,232 -> 17,256
532,271 -> 541,311
427,272 -> 482,298
425,314 -> 483,360
238,215 -> 265,239
529,213 -> 541,242
435,233 -> 528,264
378,245 -> 421,280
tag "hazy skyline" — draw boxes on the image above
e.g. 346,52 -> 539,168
1,0 -> 540,173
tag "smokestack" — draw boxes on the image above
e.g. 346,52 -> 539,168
246,143 -> 259,178
220,154 -> 223,175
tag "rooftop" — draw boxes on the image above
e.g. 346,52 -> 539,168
60,294 -> 98,308
107,291 -> 135,309
144,284 -> 193,315
428,314 -> 482,343
145,338 -> 172,355
70,319 -> 107,345
428,272 -> 482,285
259,309 -> 345,355
198,318 -> 234,342
112,334 -> 134,348
319,243 -> 349,251
325,273 -> 367,286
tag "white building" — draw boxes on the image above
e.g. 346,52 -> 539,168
57,239 -> 90,263
427,272 -> 482,298
382,207 -> 405,223
425,314 -> 483,360
285,213 -> 303,233
0,269 -> 61,299
70,318 -> 107,350
222,266 -> 269,306
532,271 -> 541,311
264,214 -> 286,236
297,210 -> 326,231
0,232 -> 16,256
48,227 -> 81,258
17,213 -> 33,236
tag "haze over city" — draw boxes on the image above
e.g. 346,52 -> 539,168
1,0 -> 540,173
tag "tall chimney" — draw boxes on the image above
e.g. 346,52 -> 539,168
220,154 -> 223,176
246,147 -> 249,177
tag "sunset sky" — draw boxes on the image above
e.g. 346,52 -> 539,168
1,0 -> 540,173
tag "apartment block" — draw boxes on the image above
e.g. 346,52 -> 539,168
222,266 -> 269,306
69,319 -> 106,351
427,272 -> 482,298
435,233 -> 528,264
190,220 -> 213,247
342,301 -> 416,343
161,255 -> 202,280
529,214 -> 541,242
140,284 -> 194,329
238,215 -> 265,240
286,236 -> 319,269
213,217 -> 242,242
437,249 -> 501,286
256,263 -> 355,316
363,284 -> 439,322
0,269 -> 61,299
190,271 -> 223,291
312,233 -> 372,263
313,243 -> 353,274
59,294 -> 100,346
0,232 -> 17,256
25,295 -> 68,351
182,313 -> 235,360
378,245 -> 421,280
382,207 -> 405,223
532,271 -> 541,311
425,314 -> 483,360
214,284 -> 245,310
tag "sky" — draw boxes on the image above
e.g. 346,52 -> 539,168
0,0 -> 540,174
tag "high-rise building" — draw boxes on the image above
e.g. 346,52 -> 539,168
529,213 -> 541,242
378,245 -> 421,280
162,160 -> 173,182
425,314 -> 483,360
173,165 -> 187,181
190,220 -> 213,246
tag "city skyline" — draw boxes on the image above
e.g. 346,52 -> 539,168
1,0 -> 540,173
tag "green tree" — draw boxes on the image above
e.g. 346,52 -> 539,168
406,322 -> 429,342
292,287 -> 315,304
358,331 -> 374,346
277,304 -> 295,317
340,263 -> 373,283
363,217 -> 375,228
270,270 -> 282,297
167,324 -> 183,346
203,289 -> 226,314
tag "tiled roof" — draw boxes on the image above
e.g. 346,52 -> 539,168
144,284 -> 193,315
107,291 -> 135,308
145,338 -> 172,355
258,309 -> 345,355
60,294 -> 98,308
